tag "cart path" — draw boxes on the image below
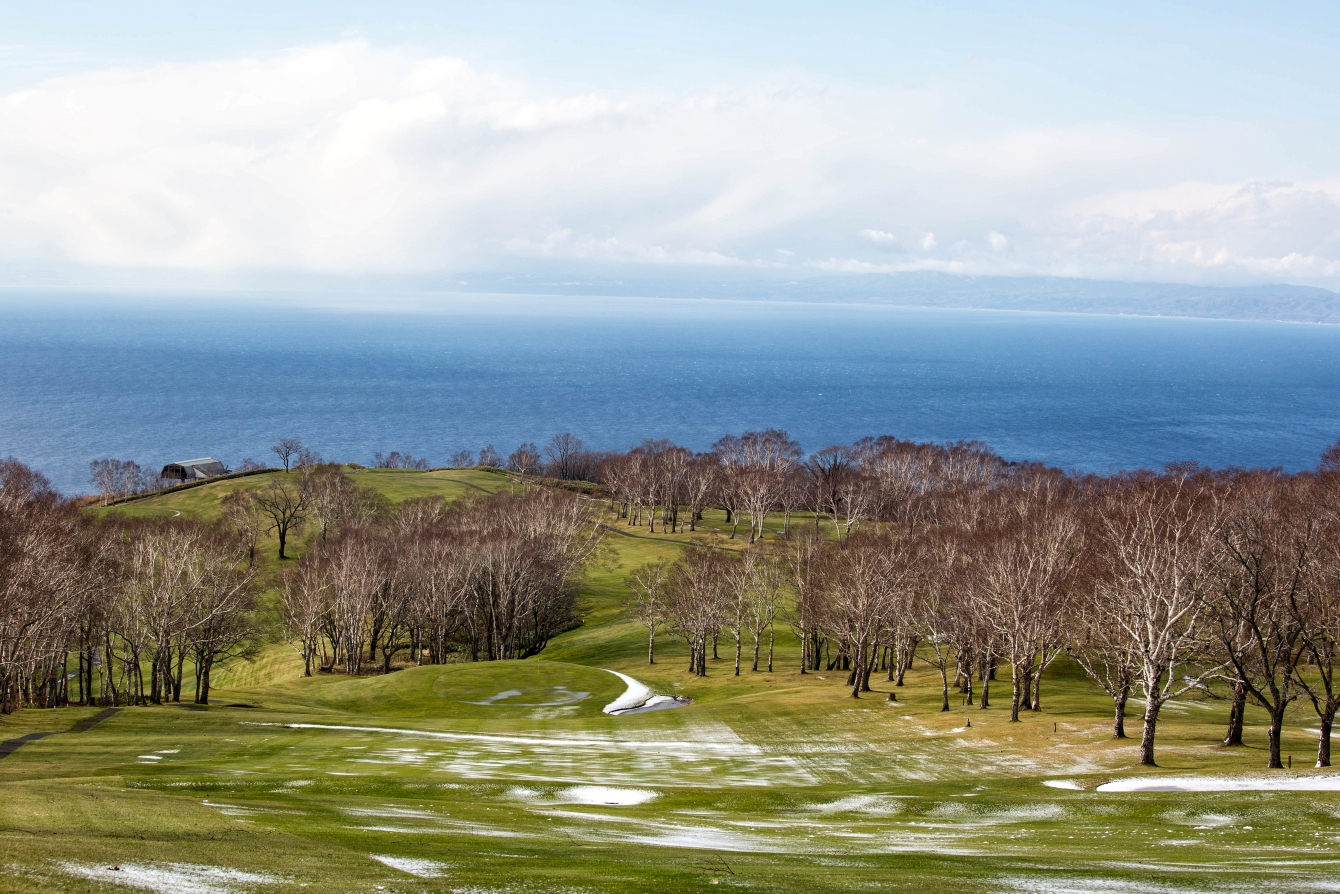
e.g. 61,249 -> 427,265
0,707 -> 121,760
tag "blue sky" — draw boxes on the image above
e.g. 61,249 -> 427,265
3,2 -> 1339,288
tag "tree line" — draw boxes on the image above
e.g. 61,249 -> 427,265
622,437 -> 1340,770
1,459 -> 257,711
280,485 -> 602,675
15,430 -> 1340,773
3,456 -> 603,712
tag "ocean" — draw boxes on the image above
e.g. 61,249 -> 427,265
1,293 -> 1338,494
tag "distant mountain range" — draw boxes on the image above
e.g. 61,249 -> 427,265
449,271 -> 1340,324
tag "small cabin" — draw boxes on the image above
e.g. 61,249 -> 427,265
160,457 -> 229,483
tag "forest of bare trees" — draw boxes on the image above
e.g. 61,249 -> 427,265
282,486 -> 602,673
1,459 -> 259,711
0,457 -> 603,712
611,433 -> 1340,769
5,430 -> 1340,771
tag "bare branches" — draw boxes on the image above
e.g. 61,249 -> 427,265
271,437 -> 304,472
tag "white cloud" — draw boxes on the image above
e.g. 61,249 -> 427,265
860,228 -> 902,250
810,257 -> 973,275
1055,179 -> 1340,282
0,41 -> 1336,287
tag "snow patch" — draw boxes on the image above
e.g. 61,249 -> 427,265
1098,774 -> 1340,793
60,862 -> 283,894
1042,780 -> 1083,790
602,671 -> 652,713
601,670 -> 690,715
463,689 -> 522,705
556,785 -> 659,806
370,854 -> 450,878
997,878 -> 1203,894
811,794 -> 907,814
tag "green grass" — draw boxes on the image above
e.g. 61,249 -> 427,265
5,473 -> 1340,892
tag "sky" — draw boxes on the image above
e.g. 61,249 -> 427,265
2,1 -> 1340,290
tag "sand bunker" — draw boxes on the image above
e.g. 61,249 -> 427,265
60,862 -> 283,894
1097,774 -> 1340,793
601,670 -> 691,715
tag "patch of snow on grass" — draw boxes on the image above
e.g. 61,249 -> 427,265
1043,780 -> 1083,790
602,671 -> 652,713
617,824 -> 783,853
811,794 -> 906,814
1098,775 -> 1340,793
556,785 -> 658,806
370,854 -> 450,877
462,689 -> 522,705
997,877 -> 1204,894
601,671 -> 693,715
60,861 -> 283,894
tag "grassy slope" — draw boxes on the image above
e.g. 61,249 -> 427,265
4,471 -> 1339,893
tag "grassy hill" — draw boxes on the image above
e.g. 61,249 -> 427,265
3,470 -> 1339,892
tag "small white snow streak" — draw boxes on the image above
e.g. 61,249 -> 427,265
1097,775 -> 1340,793
60,862 -> 282,894
370,854 -> 450,877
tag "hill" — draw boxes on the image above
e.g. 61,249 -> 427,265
2,470 -> 1338,892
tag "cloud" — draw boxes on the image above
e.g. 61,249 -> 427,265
0,41 -> 1336,287
1055,179 -> 1340,282
810,257 -> 973,275
859,228 -> 903,252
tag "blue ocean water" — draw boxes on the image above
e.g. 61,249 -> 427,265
1,294 -> 1338,494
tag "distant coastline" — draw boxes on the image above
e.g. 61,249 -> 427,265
435,271 -> 1340,326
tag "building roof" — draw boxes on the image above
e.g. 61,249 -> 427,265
169,458 -> 224,468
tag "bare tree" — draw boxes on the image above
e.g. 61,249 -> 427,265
716,430 -> 802,543
220,489 -> 265,567
969,486 -> 1081,722
271,437 -> 304,472
89,459 -> 158,504
0,460 -> 83,712
545,433 -> 585,481
668,548 -> 730,676
187,531 -> 258,704
508,443 -> 542,476
1092,473 -> 1223,765
744,548 -> 784,672
815,532 -> 911,698
784,528 -> 827,674
283,555 -> 329,676
913,529 -> 966,712
478,445 -> 502,468
374,451 -> 429,470
1211,472 -> 1316,768
1294,464 -> 1340,766
627,559 -> 673,664
252,474 -> 310,559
